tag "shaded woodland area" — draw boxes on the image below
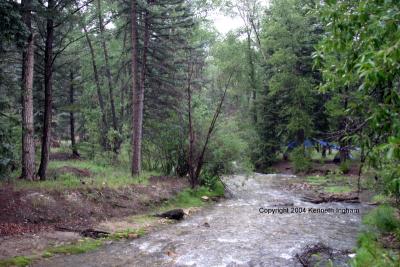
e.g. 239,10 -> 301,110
0,0 -> 400,266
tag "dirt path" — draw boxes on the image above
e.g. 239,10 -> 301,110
34,174 -> 370,267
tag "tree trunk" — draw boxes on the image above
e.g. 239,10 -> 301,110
69,70 -> 79,158
246,31 -> 257,123
38,0 -> 55,180
82,25 -> 108,149
130,0 -> 140,176
132,2 -> 151,176
21,0 -> 35,181
96,0 -> 118,150
186,61 -> 195,187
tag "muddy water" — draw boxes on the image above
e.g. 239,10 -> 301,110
36,174 -> 369,267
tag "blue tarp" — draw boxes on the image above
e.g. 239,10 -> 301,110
287,139 -> 345,150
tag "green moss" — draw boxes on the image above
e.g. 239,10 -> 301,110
0,256 -> 32,267
45,239 -> 103,255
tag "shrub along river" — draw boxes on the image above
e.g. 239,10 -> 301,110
35,173 -> 369,267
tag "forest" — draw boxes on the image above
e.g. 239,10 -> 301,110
0,0 -> 399,266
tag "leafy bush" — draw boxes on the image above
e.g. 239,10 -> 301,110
205,120 -> 253,176
352,232 -> 399,267
290,147 -> 312,173
200,171 -> 225,196
339,160 -> 350,174
363,205 -> 400,233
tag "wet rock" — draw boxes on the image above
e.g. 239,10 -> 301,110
201,196 -> 209,201
155,209 -> 185,220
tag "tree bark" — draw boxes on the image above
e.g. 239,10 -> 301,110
246,31 -> 257,123
130,0 -> 140,176
131,1 -> 150,176
186,61 -> 195,187
38,0 -> 55,180
193,75 -> 231,183
21,0 -> 35,181
82,24 -> 108,149
69,70 -> 79,158
96,0 -> 118,141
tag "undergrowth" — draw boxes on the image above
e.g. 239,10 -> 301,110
351,205 -> 400,267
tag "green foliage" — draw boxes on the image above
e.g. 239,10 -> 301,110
200,172 -> 225,195
254,0 -> 322,168
352,232 -> 399,267
205,120 -> 253,176
363,205 -> 400,234
315,0 -> 400,202
162,184 -> 224,209
339,160 -> 350,175
290,147 -> 312,173
0,114 -> 20,179
0,0 -> 26,50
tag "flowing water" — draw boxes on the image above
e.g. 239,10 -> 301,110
36,173 -> 369,267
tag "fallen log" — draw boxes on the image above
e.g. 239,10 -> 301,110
302,193 -> 359,204
154,209 -> 185,220
55,226 -> 110,239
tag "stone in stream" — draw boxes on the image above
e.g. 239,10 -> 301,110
155,209 -> 185,220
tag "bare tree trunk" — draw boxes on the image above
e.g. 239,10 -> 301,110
246,31 -> 257,123
82,25 -> 108,149
132,2 -> 151,175
193,75 -> 232,183
186,61 -> 195,187
21,0 -> 35,181
130,0 -> 140,176
69,70 -> 79,158
96,0 -> 118,143
38,0 -> 55,181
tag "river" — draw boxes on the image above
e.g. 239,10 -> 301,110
35,173 -> 369,267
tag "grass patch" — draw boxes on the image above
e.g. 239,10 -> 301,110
110,228 -> 147,240
160,181 -> 225,210
306,174 -> 356,193
8,159 -> 159,190
0,256 -> 33,267
324,185 -> 352,193
372,194 -> 391,203
44,239 -> 103,255
306,175 -> 328,186
128,214 -> 157,224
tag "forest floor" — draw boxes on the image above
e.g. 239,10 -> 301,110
0,152 -> 224,265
